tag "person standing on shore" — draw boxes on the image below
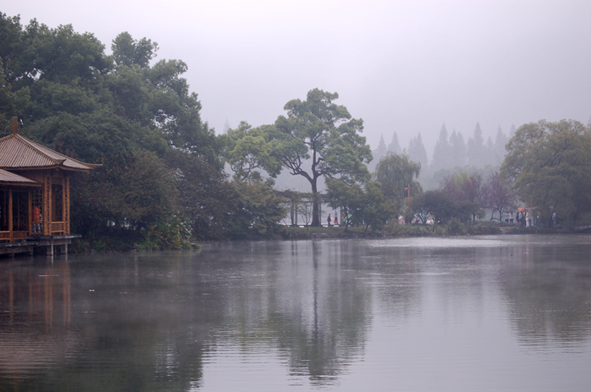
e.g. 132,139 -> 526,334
327,213 -> 332,227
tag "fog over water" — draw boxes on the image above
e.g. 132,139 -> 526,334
4,0 -> 591,154
1,236 -> 591,391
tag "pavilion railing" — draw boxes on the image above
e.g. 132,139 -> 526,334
0,230 -> 29,243
51,222 -> 66,234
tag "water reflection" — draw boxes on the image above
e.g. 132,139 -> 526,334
499,237 -> 591,350
1,236 -> 591,391
1,254 -> 217,391
205,240 -> 372,385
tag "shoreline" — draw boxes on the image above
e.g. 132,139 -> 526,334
42,223 -> 591,255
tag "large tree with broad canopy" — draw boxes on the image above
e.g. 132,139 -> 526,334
272,89 -> 372,226
500,119 -> 591,224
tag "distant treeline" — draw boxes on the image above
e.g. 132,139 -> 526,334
370,123 -> 513,188
2,13 -> 590,250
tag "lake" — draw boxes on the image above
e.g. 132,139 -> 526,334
1,235 -> 591,391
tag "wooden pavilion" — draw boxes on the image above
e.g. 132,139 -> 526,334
0,117 -> 99,250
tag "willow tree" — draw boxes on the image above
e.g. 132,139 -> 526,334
373,152 -> 422,212
272,89 -> 372,226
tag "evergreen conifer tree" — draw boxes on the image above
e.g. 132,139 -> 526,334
467,122 -> 485,166
449,130 -> 466,168
387,132 -> 401,154
408,133 -> 428,169
374,134 -> 387,161
431,123 -> 451,170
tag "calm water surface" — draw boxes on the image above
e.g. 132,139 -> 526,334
1,235 -> 591,391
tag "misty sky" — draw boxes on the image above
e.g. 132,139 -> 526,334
4,0 -> 591,156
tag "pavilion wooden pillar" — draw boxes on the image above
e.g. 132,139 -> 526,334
28,189 -> 33,235
65,176 -> 70,235
8,189 -> 13,242
42,172 -> 51,236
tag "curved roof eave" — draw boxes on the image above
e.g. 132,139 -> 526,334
0,133 -> 100,171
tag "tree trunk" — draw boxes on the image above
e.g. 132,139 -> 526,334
311,179 -> 320,227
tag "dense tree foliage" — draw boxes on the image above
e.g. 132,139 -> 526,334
325,179 -> 393,233
227,179 -> 287,239
415,170 -> 515,224
412,190 -> 473,224
501,120 -> 591,224
441,172 -> 485,222
219,121 -> 281,182
0,13 -> 280,247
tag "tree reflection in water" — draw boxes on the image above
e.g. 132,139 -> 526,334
500,240 -> 591,349
1,235 -> 591,391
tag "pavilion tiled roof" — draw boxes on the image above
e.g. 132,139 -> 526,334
0,168 -> 40,186
0,132 -> 100,172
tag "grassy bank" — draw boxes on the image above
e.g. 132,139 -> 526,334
280,220 -> 504,240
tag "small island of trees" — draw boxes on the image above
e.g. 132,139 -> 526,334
2,13 -> 590,250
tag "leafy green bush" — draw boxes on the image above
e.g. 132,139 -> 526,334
136,215 -> 193,250
467,222 -> 502,235
445,219 -> 466,235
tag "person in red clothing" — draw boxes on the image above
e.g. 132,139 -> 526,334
33,206 -> 42,233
